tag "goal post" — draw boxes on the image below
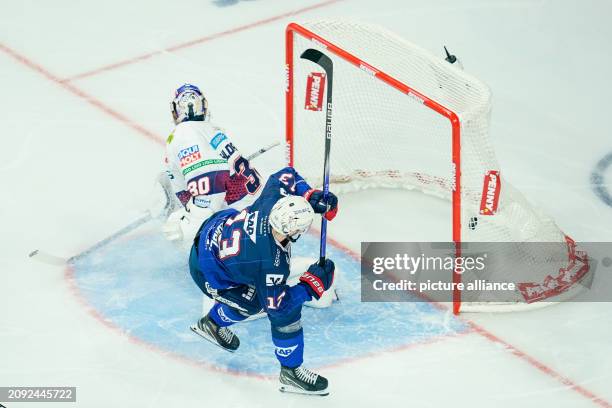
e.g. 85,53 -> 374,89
286,21 -> 464,314
285,20 -> 589,313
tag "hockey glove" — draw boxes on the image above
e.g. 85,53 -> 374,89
299,259 -> 335,300
303,189 -> 339,221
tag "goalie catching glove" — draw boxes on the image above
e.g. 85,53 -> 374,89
303,189 -> 338,221
299,259 -> 335,300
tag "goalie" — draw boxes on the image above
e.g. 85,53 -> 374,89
160,84 -> 337,312
160,83 -> 261,245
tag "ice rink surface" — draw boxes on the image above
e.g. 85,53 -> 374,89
2,0 -> 612,407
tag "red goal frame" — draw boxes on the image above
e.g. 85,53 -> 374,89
285,22 -> 464,313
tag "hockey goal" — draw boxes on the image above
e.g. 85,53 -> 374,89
285,20 -> 590,313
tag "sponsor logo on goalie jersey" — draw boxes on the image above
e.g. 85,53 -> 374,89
304,72 -> 325,111
209,132 -> 227,149
182,158 -> 227,176
194,196 -> 211,208
479,170 -> 501,215
178,145 -> 201,168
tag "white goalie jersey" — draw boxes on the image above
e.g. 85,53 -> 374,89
164,120 -> 261,210
162,120 -> 261,244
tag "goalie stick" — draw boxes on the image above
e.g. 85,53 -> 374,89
300,48 -> 333,266
28,141 -> 281,266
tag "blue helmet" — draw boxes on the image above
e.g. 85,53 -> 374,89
171,83 -> 208,124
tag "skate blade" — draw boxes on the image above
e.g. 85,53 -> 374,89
190,324 -> 237,353
279,383 -> 329,396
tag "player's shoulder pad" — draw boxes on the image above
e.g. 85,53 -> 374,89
171,121 -> 213,147
271,166 -> 303,183
271,166 -> 296,176
171,121 -> 196,139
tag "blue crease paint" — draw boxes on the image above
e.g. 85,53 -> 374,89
73,224 -> 467,375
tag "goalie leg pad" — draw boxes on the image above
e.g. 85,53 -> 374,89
162,197 -> 214,244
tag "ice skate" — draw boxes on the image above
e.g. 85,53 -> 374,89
279,365 -> 329,396
190,315 -> 240,352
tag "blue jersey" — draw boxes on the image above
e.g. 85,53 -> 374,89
194,167 -> 312,311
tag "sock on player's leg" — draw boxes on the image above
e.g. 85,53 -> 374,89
190,303 -> 244,352
273,330 -> 304,368
208,302 -> 247,327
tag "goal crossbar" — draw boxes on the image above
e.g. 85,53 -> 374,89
285,22 -> 464,313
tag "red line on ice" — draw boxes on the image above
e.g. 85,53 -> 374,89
3,14 -> 611,405
63,265 -> 274,381
55,194 -> 612,406
319,233 -> 612,408
60,0 -> 344,83
0,42 -> 163,146
61,234 -> 468,382
467,322 -> 612,408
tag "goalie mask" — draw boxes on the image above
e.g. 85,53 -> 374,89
269,195 -> 314,242
171,83 -> 208,124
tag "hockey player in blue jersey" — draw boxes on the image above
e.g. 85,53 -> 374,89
188,166 -> 339,396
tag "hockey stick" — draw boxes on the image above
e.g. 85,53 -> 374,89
28,141 -> 281,266
246,141 -> 280,161
300,49 -> 333,266
28,212 -> 154,265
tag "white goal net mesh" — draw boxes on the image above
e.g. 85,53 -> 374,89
287,20 -> 589,312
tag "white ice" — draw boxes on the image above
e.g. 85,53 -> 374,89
2,0 -> 612,407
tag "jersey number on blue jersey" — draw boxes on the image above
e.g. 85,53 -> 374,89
267,290 -> 286,309
218,210 -> 248,259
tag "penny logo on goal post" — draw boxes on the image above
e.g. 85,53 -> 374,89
304,72 -> 326,111
479,170 -> 501,215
